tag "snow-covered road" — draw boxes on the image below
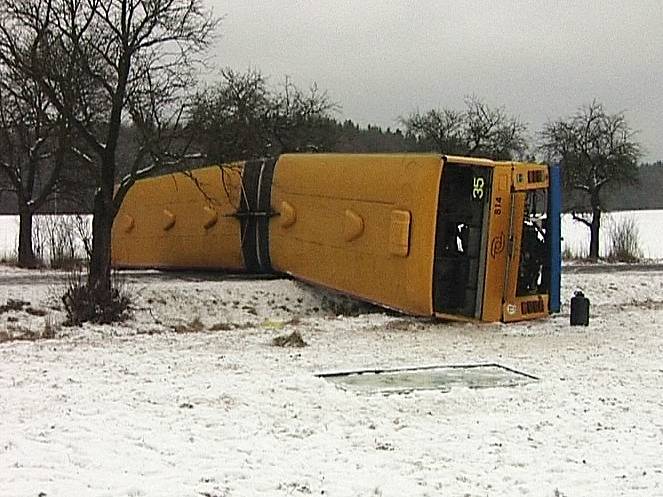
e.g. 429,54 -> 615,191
1,268 -> 662,497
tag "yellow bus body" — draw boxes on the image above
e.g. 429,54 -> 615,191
112,164 -> 245,270
112,154 -> 552,322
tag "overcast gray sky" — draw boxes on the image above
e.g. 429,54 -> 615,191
207,1 -> 663,161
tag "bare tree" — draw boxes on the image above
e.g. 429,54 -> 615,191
189,69 -> 338,162
540,101 -> 641,260
401,96 -> 528,160
0,0 -> 218,301
267,76 -> 338,153
0,65 -> 70,267
189,69 -> 272,163
400,107 -> 465,154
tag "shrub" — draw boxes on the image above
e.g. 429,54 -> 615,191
34,215 -> 91,269
605,216 -> 642,263
61,270 -> 131,325
562,243 -> 589,260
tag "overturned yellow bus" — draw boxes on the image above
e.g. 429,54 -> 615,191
111,154 -> 562,323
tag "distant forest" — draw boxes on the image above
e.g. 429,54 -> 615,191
601,161 -> 663,210
0,121 -> 660,214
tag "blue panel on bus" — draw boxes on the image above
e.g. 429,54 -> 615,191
548,163 -> 562,313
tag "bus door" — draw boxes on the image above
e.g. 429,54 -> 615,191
501,165 -> 551,321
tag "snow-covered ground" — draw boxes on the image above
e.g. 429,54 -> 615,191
1,267 -> 663,496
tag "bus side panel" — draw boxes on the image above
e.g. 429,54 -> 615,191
269,154 -> 441,316
111,164 -> 245,270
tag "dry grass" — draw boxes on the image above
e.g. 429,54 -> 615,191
605,216 -> 642,263
383,318 -> 417,331
42,315 -> 57,339
25,307 -> 48,317
562,243 -> 589,260
172,317 -> 206,333
0,250 -> 17,265
0,299 -> 30,314
209,322 -> 233,331
0,316 -> 59,342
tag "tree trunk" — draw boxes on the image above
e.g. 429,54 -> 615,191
87,188 -> 114,294
589,207 -> 601,260
17,206 -> 37,268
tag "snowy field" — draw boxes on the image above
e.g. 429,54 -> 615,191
561,210 -> 663,259
1,266 -> 663,496
2,210 -> 663,261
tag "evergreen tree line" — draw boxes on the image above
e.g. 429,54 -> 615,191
601,162 -> 663,211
